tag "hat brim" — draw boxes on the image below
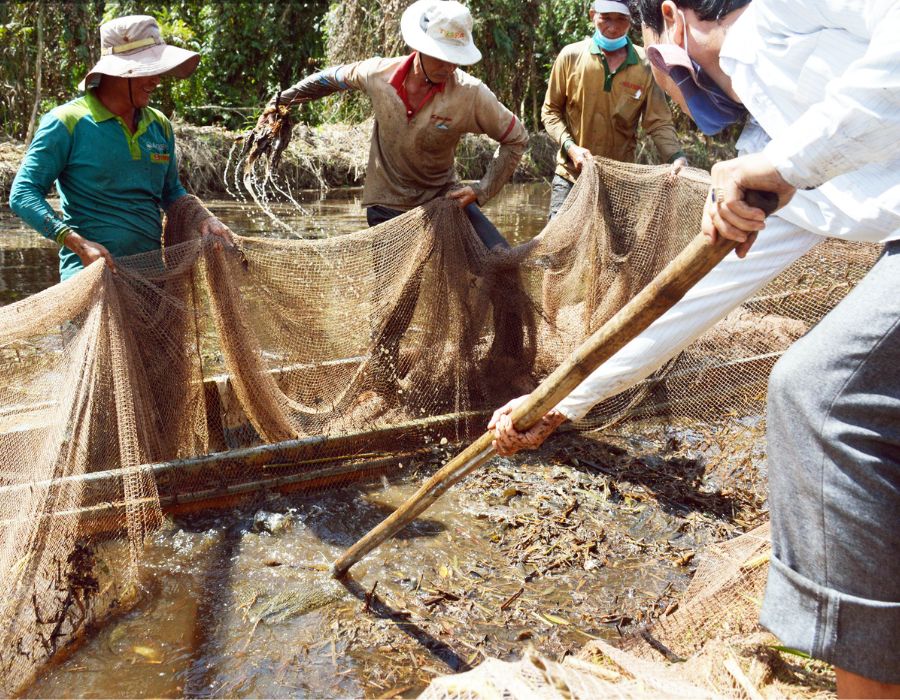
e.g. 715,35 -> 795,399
400,0 -> 482,66
78,43 -> 200,91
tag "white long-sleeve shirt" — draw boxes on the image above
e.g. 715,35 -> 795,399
555,0 -> 898,421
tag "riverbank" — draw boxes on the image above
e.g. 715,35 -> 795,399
0,121 -> 559,203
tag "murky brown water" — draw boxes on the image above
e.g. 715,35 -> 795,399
3,186 -> 767,698
23,421 -> 767,699
0,182 -> 551,305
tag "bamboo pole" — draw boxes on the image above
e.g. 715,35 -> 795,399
333,190 -> 778,577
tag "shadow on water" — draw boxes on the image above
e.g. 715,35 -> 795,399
300,492 -> 446,547
180,519 -> 244,698
337,575 -> 471,674
546,428 -> 753,522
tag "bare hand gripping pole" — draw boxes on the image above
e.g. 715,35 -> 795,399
332,190 -> 779,578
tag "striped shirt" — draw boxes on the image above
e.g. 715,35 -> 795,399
721,0 -> 900,243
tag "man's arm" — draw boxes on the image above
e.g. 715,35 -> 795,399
491,216 -> 821,453
760,0 -> 900,190
469,84 -> 528,206
641,81 -> 687,166
540,51 -> 591,172
9,113 -> 116,270
709,3 -> 900,253
10,114 -> 74,243
268,65 -> 354,107
541,52 -> 573,151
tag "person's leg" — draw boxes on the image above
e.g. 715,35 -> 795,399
835,668 -> 900,699
761,240 -> 900,691
366,205 -> 405,228
548,174 -> 575,220
463,203 -> 510,250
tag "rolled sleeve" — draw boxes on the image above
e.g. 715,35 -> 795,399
472,85 -> 528,204
9,113 -> 71,241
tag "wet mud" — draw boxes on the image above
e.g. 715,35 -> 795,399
28,418 -> 768,698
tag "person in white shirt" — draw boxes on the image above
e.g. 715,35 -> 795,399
489,1 -> 900,695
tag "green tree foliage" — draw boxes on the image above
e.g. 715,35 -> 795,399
0,0 -> 734,168
0,1 -> 102,139
323,0 -> 591,130
0,0 -> 328,136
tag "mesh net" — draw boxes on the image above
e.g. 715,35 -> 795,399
0,158 -> 878,694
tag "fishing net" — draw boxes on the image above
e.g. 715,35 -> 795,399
0,157 -> 877,694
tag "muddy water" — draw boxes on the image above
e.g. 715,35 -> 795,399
0,182 -> 550,305
29,427 -> 764,697
25,422 -> 767,699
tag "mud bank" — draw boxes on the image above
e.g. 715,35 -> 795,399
0,122 -> 557,204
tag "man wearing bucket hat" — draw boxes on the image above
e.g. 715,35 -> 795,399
257,0 -> 528,249
10,15 -> 233,281
542,0 -> 687,218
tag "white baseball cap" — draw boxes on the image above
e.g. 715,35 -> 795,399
592,1 -> 632,15
400,0 -> 482,66
79,15 -> 200,91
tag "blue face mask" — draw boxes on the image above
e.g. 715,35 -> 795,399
592,29 -> 629,52
669,61 -> 746,135
646,14 -> 746,135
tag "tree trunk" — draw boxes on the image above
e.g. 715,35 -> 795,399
25,3 -> 43,146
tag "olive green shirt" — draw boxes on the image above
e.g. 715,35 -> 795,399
542,38 -> 685,183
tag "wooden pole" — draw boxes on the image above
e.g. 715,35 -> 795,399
333,190 -> 778,577
1,452 -> 422,539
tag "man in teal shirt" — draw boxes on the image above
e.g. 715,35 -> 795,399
10,15 -> 232,280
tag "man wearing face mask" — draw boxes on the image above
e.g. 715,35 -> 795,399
489,0 -> 899,695
542,0 -> 687,219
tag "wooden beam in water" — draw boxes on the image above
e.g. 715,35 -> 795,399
0,410 -> 485,509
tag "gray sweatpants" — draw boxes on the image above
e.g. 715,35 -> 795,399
760,240 -> 900,683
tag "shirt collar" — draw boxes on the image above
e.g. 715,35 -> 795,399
388,52 -> 447,94
85,89 -> 155,131
589,36 -> 639,66
84,90 -> 117,122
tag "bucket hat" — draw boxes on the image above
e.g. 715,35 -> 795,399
400,0 -> 482,66
79,15 -> 200,91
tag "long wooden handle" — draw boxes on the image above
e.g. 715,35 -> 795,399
332,190 -> 778,578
